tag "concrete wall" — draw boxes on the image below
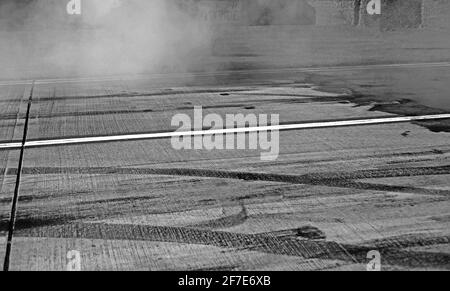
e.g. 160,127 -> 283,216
2,0 -> 449,30
359,0 -> 423,30
423,0 -> 450,29
177,0 -> 355,26
174,0 -> 242,24
175,0 -> 317,25
195,0 -> 356,26
357,0 -> 450,30
308,0 -> 355,26
244,0 -> 316,25
0,0 -> 77,29
384,0 -> 422,30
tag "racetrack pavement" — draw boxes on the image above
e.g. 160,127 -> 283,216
1,69 -> 449,270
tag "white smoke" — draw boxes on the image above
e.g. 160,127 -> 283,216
0,0 -> 215,78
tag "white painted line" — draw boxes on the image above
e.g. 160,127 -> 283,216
2,62 -> 450,86
0,114 -> 449,150
0,143 -> 22,150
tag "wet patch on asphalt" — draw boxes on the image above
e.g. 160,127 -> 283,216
301,73 -> 450,133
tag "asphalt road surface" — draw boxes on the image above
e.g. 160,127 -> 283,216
0,61 -> 449,271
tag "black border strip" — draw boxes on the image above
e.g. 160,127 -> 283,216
3,82 -> 34,271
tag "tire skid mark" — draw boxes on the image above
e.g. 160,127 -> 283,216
329,181 -> 450,196
0,165 -> 447,233
0,97 -> 347,121
14,223 -> 357,262
0,88 -> 258,104
361,233 -> 450,250
1,164 -> 447,269
4,165 -> 450,179
185,204 -> 248,230
245,149 -> 450,168
13,223 -> 450,269
4,165 -> 450,196
1,104 -> 249,121
0,194 -> 52,205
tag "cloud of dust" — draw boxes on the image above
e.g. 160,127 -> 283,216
0,0 -> 320,79
0,0 -> 215,79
